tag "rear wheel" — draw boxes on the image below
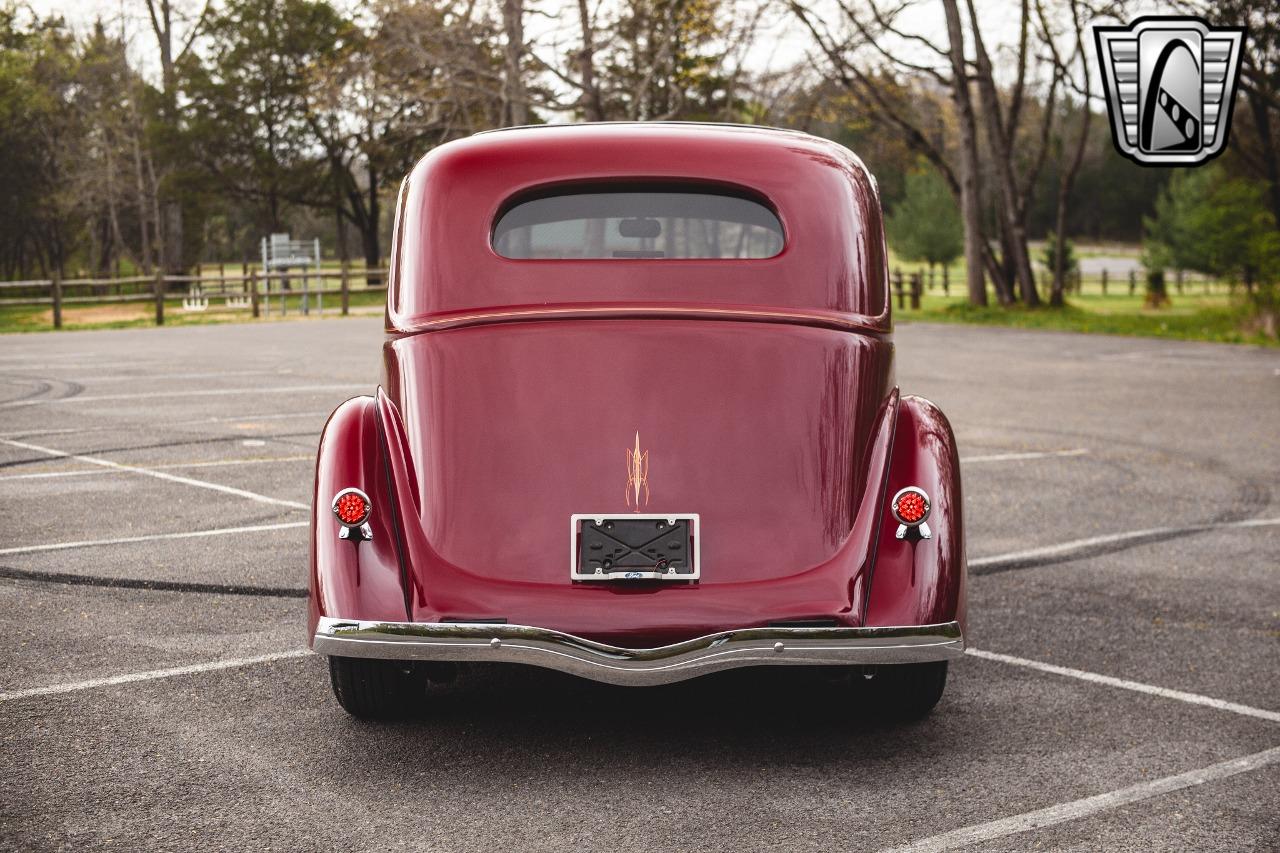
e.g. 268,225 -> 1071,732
870,661 -> 948,719
327,656 -> 426,719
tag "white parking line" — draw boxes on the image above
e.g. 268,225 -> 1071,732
0,361 -> 156,371
170,410 -> 332,426
966,647 -> 1280,723
970,516 -> 1280,571
0,520 -> 308,556
48,369 -> 290,385
0,351 -> 103,363
0,437 -> 308,510
0,409 -> 332,439
0,649 -> 311,703
882,745 -> 1280,853
0,383 -> 363,408
0,455 -> 313,482
962,448 -> 1089,463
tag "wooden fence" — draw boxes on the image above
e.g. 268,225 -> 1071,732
3,263 -> 1236,330
891,265 -> 1232,308
0,265 -> 388,330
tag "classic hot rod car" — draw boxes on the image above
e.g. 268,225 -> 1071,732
309,123 -> 966,719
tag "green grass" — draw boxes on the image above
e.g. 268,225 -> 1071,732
0,288 -> 386,334
898,293 -> 1277,347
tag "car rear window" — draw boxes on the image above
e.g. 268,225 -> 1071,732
492,188 -> 784,260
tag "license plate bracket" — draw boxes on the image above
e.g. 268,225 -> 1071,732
570,514 -> 699,581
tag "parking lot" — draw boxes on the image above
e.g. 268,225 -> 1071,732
1,317 -> 1276,851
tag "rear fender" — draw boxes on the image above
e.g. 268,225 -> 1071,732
307,396 -> 411,644
862,395 -> 966,633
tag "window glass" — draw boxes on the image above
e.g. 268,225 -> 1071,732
492,189 -> 784,259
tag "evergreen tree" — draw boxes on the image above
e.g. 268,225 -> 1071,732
886,166 -> 964,273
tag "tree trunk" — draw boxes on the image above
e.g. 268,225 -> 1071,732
163,200 -> 184,275
335,198 -> 348,263
1045,0 -> 1092,309
146,0 -> 186,275
131,131 -> 153,275
941,0 -> 987,307
1246,88 -> 1280,224
502,0 -> 528,126
146,150 -> 165,275
1050,220 -> 1067,309
1146,269 -> 1169,308
966,1 -> 1038,306
577,0 -> 605,121
363,163 -> 381,284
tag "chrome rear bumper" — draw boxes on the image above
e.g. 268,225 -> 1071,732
313,617 -> 965,687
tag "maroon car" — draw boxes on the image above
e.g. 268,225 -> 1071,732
309,123 -> 966,719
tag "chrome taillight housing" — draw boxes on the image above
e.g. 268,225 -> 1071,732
890,486 -> 932,540
332,487 -> 373,541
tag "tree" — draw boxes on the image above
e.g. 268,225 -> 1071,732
537,0 -> 763,122
501,0 -> 529,125
0,6 -> 80,278
1036,0 -> 1092,308
72,21 -> 163,276
1144,164 -> 1280,331
327,0 -> 509,274
141,0 -> 208,274
940,0 -> 988,306
786,0 -> 1062,306
887,166 -> 963,273
1180,0 -> 1279,223
1039,231 -> 1077,283
182,0 -> 349,236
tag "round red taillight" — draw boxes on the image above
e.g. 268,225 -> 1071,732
891,487 -> 930,526
332,488 -> 371,526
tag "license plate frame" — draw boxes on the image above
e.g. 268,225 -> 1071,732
570,513 -> 700,582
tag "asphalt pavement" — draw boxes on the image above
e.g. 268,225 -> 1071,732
0,317 -> 1276,852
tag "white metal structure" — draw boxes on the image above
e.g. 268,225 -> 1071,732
259,233 -> 323,316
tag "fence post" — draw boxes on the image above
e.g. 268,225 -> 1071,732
219,263 -> 226,296
1176,269 -> 1184,295
341,262 -> 350,316
942,265 -> 950,296
1128,269 -> 1136,296
250,270 -> 260,318
893,268 -> 905,310
1101,269 -> 1107,296
909,272 -> 922,310
51,269 -> 63,330
154,269 -> 165,326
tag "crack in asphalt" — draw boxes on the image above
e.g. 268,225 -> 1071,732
0,430 -> 320,470
0,565 -> 308,598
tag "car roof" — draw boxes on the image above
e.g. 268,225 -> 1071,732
388,123 -> 890,334
472,120 -> 818,140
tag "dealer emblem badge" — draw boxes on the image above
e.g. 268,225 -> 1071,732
1094,16 -> 1245,166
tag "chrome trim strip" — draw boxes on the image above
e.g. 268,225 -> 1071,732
313,618 -> 964,686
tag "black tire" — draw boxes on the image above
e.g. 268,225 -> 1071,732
327,655 -> 425,719
873,661 -> 948,720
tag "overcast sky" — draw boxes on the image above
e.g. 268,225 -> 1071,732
25,0 -> 1177,98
